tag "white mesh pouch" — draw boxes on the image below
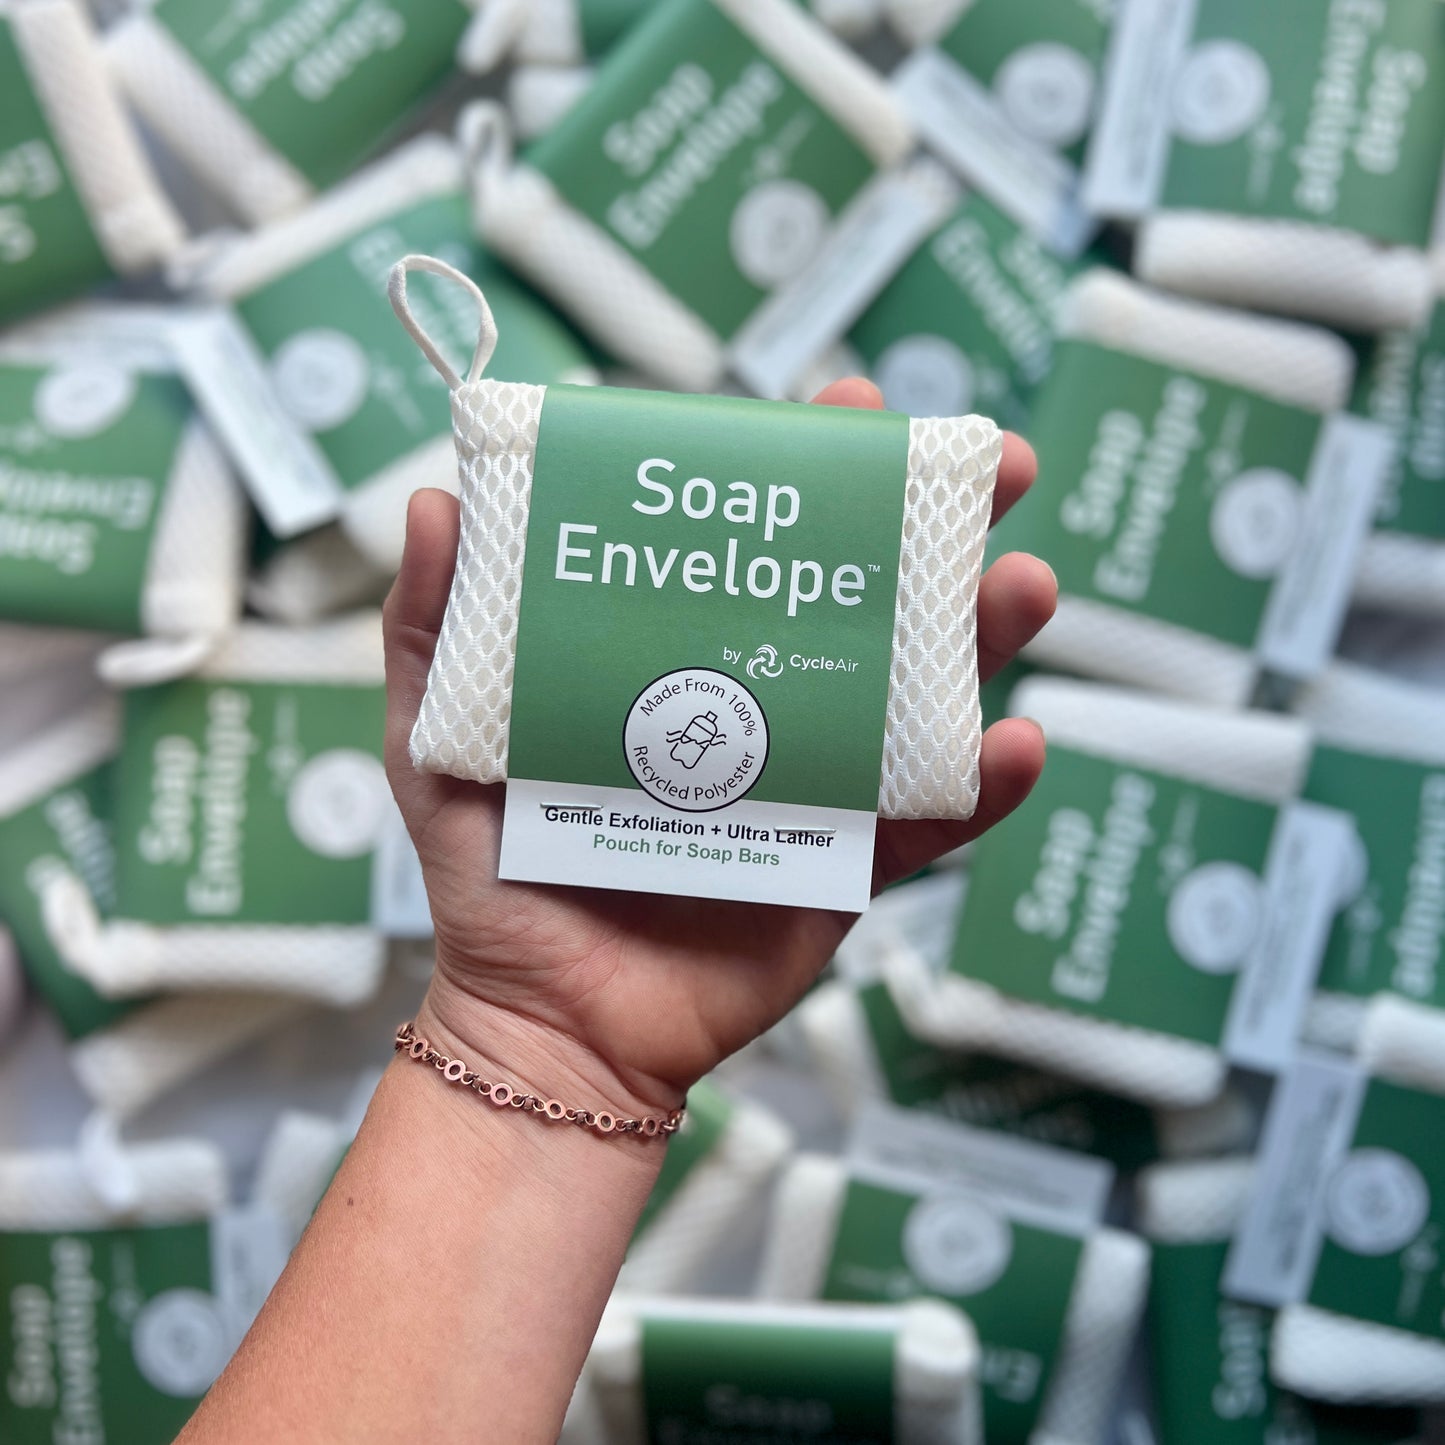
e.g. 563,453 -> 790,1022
250,1109 -> 351,1246
4,0 -> 184,279
247,524 -> 393,627
589,1294 -> 983,1445
393,255 -> 1002,823
45,613 -> 390,1008
758,1153 -> 1147,1445
888,675 -> 1315,1107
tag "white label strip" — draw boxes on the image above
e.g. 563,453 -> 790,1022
1081,0 -> 1199,219
847,1101 -> 1115,1236
211,1205 -> 291,1347
1223,801 -> 1359,1074
892,48 -> 1096,258
728,163 -> 958,400
833,869 -> 967,982
171,308 -> 345,538
1257,415 -> 1397,679
1222,1052 -> 1367,1308
370,802 -> 434,939
499,779 -> 878,911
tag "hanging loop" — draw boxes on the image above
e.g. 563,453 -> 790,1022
388,254 -> 498,390
456,101 -> 514,210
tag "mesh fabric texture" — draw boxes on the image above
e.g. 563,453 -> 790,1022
1354,532 -> 1445,617
1272,1307 -> 1445,1405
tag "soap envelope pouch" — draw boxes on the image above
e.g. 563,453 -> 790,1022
394,256 -> 1002,912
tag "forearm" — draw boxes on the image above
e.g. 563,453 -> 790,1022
179,1009 -> 666,1445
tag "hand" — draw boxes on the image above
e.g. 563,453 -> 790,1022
384,379 -> 1056,1119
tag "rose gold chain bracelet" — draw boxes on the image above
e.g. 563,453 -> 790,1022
394,1022 -> 685,1140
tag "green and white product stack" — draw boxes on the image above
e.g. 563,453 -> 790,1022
1011,271 -> 1390,705
0,0 -> 184,324
1087,0 -> 1445,332
759,1105 -> 1149,1445
395,256 -> 1000,911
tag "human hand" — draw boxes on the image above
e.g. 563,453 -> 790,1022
385,379 -> 1056,1120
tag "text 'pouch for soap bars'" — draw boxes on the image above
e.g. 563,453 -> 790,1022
587,1294 -> 982,1445
174,134 -> 599,557
463,0 -> 939,398
888,0 -> 1113,257
45,613 -> 391,1009
1013,271 -> 1390,707
391,254 -> 1002,911
891,675 -> 1351,1108
1085,0 -> 1445,332
1138,1157 -> 1422,1445
758,1108 -> 1148,1445
1226,1024 -> 1445,1405
0,0 -> 184,324
106,0 -> 482,226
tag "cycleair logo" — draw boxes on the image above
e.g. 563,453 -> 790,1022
747,645 -> 783,680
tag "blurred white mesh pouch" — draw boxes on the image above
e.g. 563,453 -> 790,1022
589,1294 -> 982,1445
393,254 -> 1003,836
46,613 -> 391,1008
758,1119 -> 1148,1445
890,675 -> 1341,1107
1085,0 -> 1444,333
1014,271 -> 1389,706
462,0 -> 927,396
250,1109 -> 352,1245
0,0 -> 183,323
247,524 -> 392,627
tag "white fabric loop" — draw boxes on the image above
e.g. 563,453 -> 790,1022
388,254 -> 499,391
458,0 -> 531,73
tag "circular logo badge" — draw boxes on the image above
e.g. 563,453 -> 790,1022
272,329 -> 371,432
1326,1149 -> 1431,1256
132,1290 -> 229,1397
1210,469 -> 1304,580
875,336 -> 976,418
903,1194 -> 1014,1297
624,668 -> 769,813
287,749 -> 390,858
731,181 -> 830,290
995,43 -> 1096,148
1166,862 -> 1264,974
35,364 -> 136,439
1173,41 -> 1272,145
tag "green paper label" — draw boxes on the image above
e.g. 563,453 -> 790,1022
0,762 -> 142,1040
498,386 -> 907,910
952,747 -> 1276,1044
1353,301 -> 1445,540
856,981 -> 1161,1171
112,679 -> 386,925
848,194 -> 1075,434
0,363 -> 189,633
235,191 -> 591,494
1308,745 -> 1445,1009
1158,0 -> 1445,245
821,1176 -> 1080,1444
150,0 -> 470,189
634,1079 -> 733,1242
526,0 -> 875,340
641,1308 -> 897,1444
579,0 -> 656,56
0,23 -> 111,324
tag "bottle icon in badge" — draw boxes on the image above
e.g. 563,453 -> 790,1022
666,712 -> 727,771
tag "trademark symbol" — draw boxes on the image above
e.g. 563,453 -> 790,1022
867,564 -> 882,574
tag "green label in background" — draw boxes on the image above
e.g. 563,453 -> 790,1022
527,0 -> 875,340
508,386 -> 906,811
0,763 -> 143,1040
0,23 -> 111,324
848,194 -> 1075,434
236,191 -> 592,493
1161,0 -> 1445,246
856,981 -> 1161,1172
1309,1078 -> 1445,1342
151,0 -> 470,190
1014,340 -> 1323,648
633,1079 -> 733,1243
953,747 -> 1277,1043
0,363 -> 190,633
822,1176 -> 1081,1444
1353,302 -> 1445,540
1307,745 -> 1445,1010
1151,1237 -> 1420,1445
0,1222 -> 215,1445
579,0 -> 656,56
937,0 -> 1114,164
112,679 -> 386,925
641,1310 -> 897,1444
